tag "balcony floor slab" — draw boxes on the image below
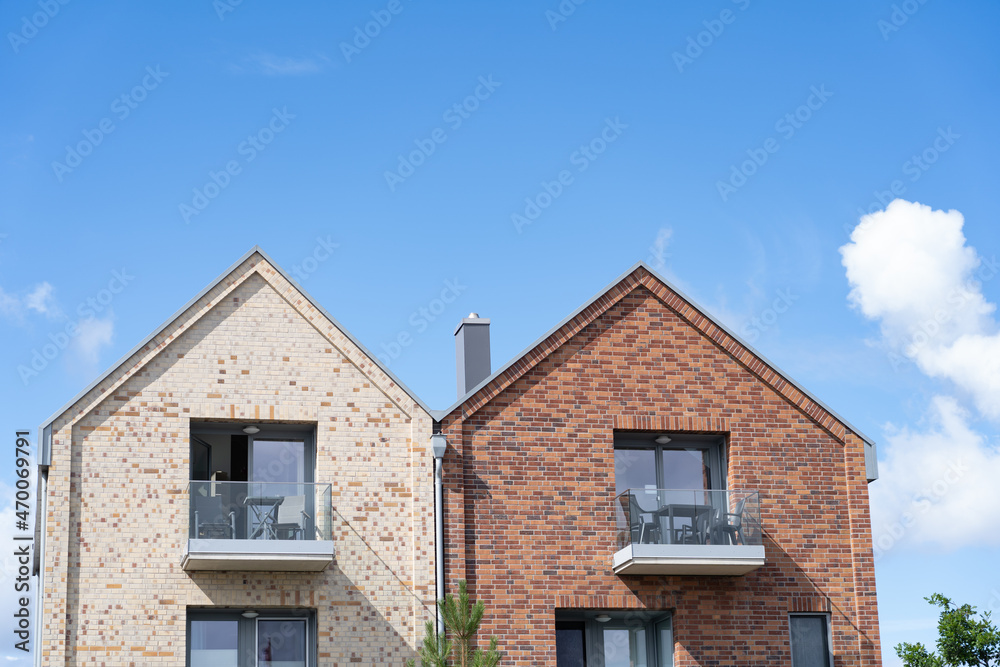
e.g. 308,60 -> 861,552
183,539 -> 335,572
613,543 -> 765,576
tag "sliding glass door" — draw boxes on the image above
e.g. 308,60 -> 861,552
188,611 -> 315,667
555,613 -> 672,667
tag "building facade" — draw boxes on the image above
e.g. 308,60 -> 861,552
437,265 -> 881,666
36,250 -> 437,665
36,252 -> 881,666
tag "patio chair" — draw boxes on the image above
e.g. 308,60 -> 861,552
710,497 -> 748,545
676,507 -> 712,545
617,492 -> 660,545
194,494 -> 236,539
272,495 -> 311,540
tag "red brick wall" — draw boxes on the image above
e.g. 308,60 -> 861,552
440,285 -> 881,666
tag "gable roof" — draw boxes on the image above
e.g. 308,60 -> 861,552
433,261 -> 875,448
39,246 -> 433,465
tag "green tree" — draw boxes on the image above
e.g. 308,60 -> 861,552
896,593 -> 1000,667
408,580 -> 501,667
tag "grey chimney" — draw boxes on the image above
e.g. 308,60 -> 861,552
455,312 -> 491,397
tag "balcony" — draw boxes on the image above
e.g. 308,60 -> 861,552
613,489 -> 765,576
182,481 -> 335,572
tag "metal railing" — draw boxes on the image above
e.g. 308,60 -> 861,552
188,481 -> 332,541
615,489 -> 761,550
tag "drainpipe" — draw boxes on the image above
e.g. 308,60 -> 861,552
34,468 -> 47,667
430,434 -> 448,636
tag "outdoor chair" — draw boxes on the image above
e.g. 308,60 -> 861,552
710,497 -> 748,545
676,507 -> 712,545
272,495 -> 311,540
194,494 -> 236,539
617,492 -> 661,545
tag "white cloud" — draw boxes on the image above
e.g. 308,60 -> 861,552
841,199 -> 1000,419
870,396 -> 1000,553
841,200 -> 1000,553
24,282 -> 57,317
72,315 -> 114,366
646,227 -> 672,272
0,282 -> 61,323
0,288 -> 20,319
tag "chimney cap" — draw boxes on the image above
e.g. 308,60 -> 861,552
454,315 -> 490,336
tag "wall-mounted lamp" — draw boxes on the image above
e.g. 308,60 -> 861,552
655,435 -> 672,445
242,425 -> 260,435
241,610 -> 259,618
595,614 -> 612,623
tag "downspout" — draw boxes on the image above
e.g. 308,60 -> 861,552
430,434 -> 449,636
35,425 -> 51,667
34,469 -> 46,667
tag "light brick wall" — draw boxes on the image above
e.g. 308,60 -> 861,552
42,256 -> 435,666
440,271 -> 882,666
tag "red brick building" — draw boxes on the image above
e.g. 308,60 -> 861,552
435,263 -> 881,667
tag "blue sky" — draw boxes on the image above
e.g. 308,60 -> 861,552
2,1 -> 999,664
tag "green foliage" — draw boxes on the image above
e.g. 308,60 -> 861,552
896,593 -> 1000,667
408,580 -> 501,667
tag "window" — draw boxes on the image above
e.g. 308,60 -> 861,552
614,433 -> 726,496
614,433 -> 727,546
789,614 -> 832,667
556,621 -> 586,667
555,612 -> 672,667
190,423 -> 315,487
187,610 -> 315,667
190,423 -> 316,541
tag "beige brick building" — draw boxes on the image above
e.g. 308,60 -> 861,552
36,248 -> 437,666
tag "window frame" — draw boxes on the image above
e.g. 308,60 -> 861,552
613,432 -> 728,492
788,612 -> 833,667
556,611 -> 673,667
186,608 -> 317,667
189,422 -> 316,484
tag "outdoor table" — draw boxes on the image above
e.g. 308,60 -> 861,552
655,503 -> 713,544
244,495 -> 285,539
